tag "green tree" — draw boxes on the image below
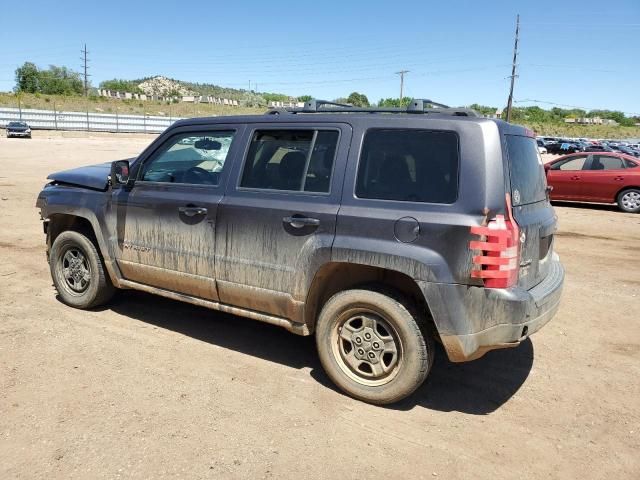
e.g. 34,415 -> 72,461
469,103 -> 497,116
99,79 -> 142,93
38,65 -> 83,95
297,95 -> 313,102
14,62 -> 40,93
377,97 -> 412,107
346,92 -> 370,107
14,62 -> 83,95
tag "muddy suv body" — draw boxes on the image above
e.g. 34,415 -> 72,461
36,100 -> 564,404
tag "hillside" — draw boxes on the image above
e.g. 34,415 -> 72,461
100,76 -> 293,105
2,90 -> 639,139
0,91 -> 265,117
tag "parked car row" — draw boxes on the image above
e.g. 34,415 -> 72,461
539,136 -> 640,157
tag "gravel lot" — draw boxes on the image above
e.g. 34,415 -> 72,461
1,133 -> 639,479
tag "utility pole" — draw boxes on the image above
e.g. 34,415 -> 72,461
505,14 -> 520,123
395,70 -> 409,103
81,44 -> 90,96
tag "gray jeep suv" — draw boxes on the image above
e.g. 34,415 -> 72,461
36,100 -> 564,404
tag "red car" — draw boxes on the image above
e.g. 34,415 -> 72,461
544,152 -> 640,213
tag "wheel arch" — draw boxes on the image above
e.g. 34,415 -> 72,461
303,262 -> 440,341
45,209 -> 121,285
615,185 -> 640,200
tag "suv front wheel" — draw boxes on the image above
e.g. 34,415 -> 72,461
50,230 -> 115,309
315,288 -> 433,405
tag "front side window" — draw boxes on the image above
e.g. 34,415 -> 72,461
141,131 -> 235,185
589,155 -> 624,171
240,129 -> 339,193
356,129 -> 459,203
553,155 -> 587,171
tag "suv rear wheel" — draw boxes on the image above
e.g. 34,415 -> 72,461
315,288 -> 433,405
617,188 -> 640,213
50,230 -> 115,309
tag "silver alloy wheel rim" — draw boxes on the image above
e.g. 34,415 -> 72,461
60,247 -> 91,293
331,309 -> 402,387
621,191 -> 640,210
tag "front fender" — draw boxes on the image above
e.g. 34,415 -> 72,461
37,186 -> 123,286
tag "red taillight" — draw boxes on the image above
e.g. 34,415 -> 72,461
469,194 -> 520,288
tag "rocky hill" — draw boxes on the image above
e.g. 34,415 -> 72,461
137,76 -> 196,97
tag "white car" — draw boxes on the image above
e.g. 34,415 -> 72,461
536,139 -> 547,155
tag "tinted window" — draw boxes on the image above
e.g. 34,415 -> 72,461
240,129 -> 338,193
356,129 -> 459,203
589,155 -> 624,170
505,135 -> 547,205
624,159 -> 638,168
141,131 -> 235,185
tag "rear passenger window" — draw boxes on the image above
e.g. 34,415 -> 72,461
240,129 -> 338,193
356,129 -> 459,203
589,155 -> 624,170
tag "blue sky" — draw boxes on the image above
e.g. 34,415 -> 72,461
1,0 -> 638,113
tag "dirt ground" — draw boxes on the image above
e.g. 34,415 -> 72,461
0,133 -> 639,479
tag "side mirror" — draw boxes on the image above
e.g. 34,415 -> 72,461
110,160 -> 130,186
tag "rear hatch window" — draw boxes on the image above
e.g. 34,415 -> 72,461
505,135 -> 547,206
505,134 -> 556,290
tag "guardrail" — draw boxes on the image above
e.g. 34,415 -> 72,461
0,107 -> 182,133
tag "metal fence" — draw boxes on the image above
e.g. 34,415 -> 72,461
0,107 -> 182,133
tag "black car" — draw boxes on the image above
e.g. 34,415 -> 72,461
5,121 -> 32,138
546,141 -> 581,154
35,99 -> 564,404
584,144 -> 613,153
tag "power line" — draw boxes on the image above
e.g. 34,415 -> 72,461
395,70 -> 409,100
80,44 -> 90,96
505,14 -> 520,123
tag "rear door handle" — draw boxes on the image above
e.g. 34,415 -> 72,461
178,206 -> 208,217
570,176 -> 581,180
614,176 -> 624,181
283,215 -> 320,228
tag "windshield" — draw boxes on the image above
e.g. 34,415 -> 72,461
8,122 -> 27,127
505,135 -> 547,205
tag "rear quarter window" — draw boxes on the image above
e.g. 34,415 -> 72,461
355,129 -> 459,203
505,135 -> 547,205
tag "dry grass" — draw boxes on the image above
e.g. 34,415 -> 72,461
0,92 -> 264,117
522,121 -> 640,139
2,92 -> 639,139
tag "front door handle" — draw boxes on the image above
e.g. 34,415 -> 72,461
570,176 -> 581,180
614,176 -> 624,181
179,206 -> 208,217
283,215 -> 320,228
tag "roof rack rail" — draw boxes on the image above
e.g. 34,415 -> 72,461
265,98 -> 480,117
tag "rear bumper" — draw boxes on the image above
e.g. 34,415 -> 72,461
420,254 -> 564,362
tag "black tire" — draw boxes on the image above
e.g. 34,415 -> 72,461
617,188 -> 640,213
315,288 -> 434,405
49,230 -> 115,308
